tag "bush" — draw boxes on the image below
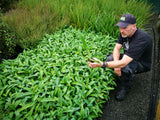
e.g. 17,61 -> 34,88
0,16 -> 16,62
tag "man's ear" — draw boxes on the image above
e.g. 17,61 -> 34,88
132,24 -> 136,30
133,24 -> 136,28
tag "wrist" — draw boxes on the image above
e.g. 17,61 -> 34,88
101,62 -> 108,68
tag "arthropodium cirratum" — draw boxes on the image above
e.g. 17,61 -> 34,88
0,26 -> 117,119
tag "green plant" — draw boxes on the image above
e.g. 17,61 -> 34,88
0,26 -> 116,119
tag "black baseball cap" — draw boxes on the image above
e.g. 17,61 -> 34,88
116,14 -> 136,28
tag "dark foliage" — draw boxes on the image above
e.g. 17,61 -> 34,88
0,0 -> 19,12
0,16 -> 23,62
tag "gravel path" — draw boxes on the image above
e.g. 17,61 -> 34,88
99,72 -> 152,120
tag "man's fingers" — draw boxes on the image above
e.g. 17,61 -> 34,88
114,71 -> 121,76
114,68 -> 121,76
88,62 -> 99,68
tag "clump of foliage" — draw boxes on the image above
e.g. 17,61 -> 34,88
0,15 -> 16,62
0,27 -> 116,119
2,0 -> 153,49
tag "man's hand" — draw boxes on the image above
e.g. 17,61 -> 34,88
87,58 -> 102,68
114,68 -> 121,76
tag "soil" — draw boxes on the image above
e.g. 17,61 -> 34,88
98,15 -> 160,120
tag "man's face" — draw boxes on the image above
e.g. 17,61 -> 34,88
119,24 -> 135,38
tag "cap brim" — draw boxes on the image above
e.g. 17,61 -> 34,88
116,22 -> 129,28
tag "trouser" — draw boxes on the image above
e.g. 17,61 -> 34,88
106,54 -> 149,90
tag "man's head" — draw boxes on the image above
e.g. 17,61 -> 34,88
116,14 -> 137,38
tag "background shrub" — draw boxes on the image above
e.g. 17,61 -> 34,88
0,15 -> 17,62
1,0 -> 153,49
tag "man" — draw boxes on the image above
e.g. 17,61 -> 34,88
88,13 -> 152,101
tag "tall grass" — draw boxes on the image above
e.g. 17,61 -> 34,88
69,0 -> 153,34
2,0 -> 153,49
2,0 -> 70,48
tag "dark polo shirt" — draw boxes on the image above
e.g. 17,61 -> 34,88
117,28 -> 152,70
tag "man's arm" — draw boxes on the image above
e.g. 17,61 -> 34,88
88,55 -> 133,69
113,43 -> 122,61
113,43 -> 122,76
106,54 -> 133,68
